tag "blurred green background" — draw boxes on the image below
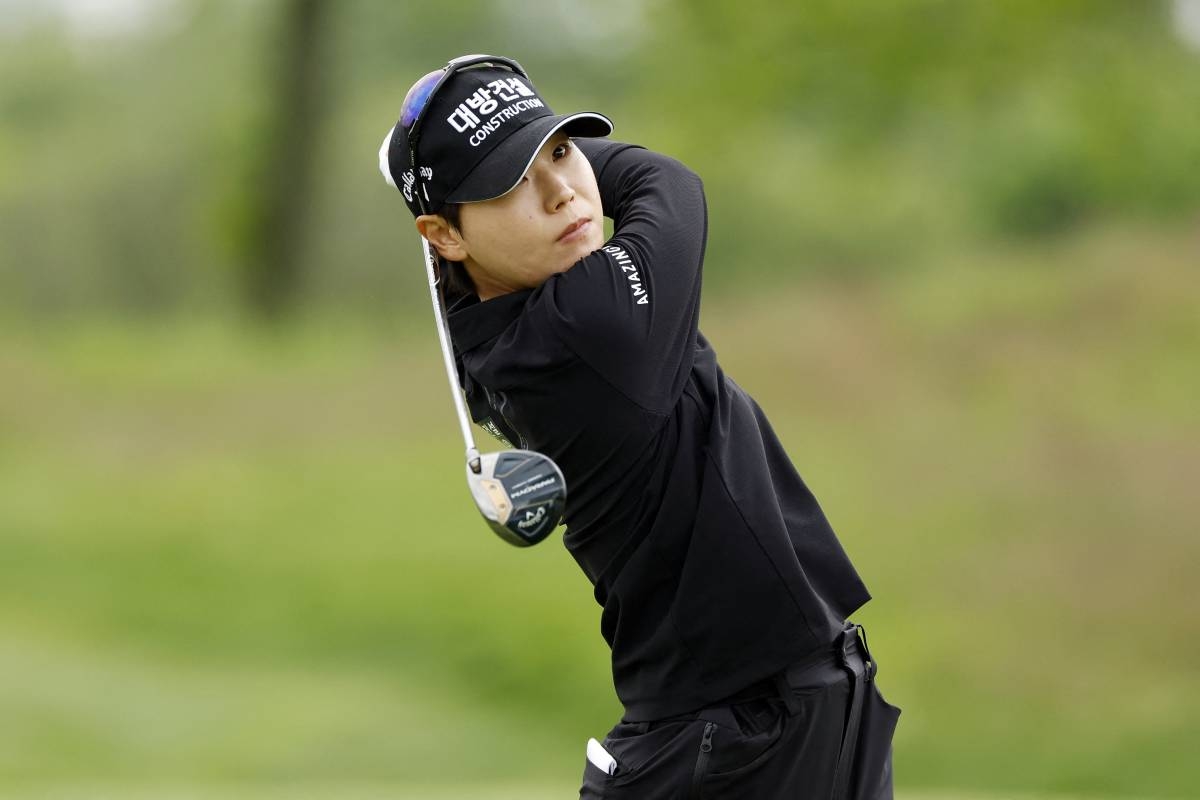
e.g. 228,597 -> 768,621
1,1 -> 1198,798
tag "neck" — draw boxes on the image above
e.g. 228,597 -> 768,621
464,260 -> 520,302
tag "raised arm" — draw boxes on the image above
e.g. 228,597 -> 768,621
536,139 -> 709,412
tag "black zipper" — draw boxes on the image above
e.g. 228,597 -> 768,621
689,721 -> 716,799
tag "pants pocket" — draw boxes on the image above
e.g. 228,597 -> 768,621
705,698 -> 790,780
588,718 -> 708,800
849,683 -> 901,800
579,757 -> 611,799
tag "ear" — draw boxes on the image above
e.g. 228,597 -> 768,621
416,214 -> 468,262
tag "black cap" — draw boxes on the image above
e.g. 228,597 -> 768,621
379,56 -> 612,217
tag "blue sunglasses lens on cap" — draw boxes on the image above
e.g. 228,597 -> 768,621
401,69 -> 444,129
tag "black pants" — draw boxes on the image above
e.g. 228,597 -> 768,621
579,622 -> 900,800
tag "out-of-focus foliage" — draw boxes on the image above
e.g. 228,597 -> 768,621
1,0 -> 1198,320
1,2 -> 1198,797
634,0 -> 1200,264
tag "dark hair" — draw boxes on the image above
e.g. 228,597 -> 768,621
436,202 -> 476,301
440,201 -> 465,232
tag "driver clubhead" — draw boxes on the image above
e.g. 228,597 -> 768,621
466,449 -> 567,546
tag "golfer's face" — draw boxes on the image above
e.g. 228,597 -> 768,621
457,133 -> 604,299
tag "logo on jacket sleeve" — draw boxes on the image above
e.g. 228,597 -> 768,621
602,245 -> 649,305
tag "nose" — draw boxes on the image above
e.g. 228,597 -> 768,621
543,172 -> 575,213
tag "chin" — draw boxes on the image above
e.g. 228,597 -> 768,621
573,237 -> 605,263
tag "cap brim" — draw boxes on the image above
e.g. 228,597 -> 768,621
445,112 -> 613,204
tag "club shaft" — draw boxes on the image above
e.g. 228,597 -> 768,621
422,237 -> 480,469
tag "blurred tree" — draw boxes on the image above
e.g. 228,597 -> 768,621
238,0 -> 330,321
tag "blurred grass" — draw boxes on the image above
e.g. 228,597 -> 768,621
1,225 -> 1197,796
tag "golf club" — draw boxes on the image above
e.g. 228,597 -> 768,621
420,236 -> 567,546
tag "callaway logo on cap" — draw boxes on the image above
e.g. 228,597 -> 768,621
378,55 -> 613,217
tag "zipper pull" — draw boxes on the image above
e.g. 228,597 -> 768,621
690,722 -> 717,799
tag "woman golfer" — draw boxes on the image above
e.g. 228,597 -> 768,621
379,54 -> 900,799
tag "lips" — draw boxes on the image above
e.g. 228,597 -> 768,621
557,218 -> 591,243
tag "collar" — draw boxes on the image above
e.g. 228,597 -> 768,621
447,289 -> 534,354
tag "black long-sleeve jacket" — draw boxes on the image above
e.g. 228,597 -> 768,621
447,139 -> 870,721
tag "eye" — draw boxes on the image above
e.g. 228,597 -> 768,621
552,140 -> 573,161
